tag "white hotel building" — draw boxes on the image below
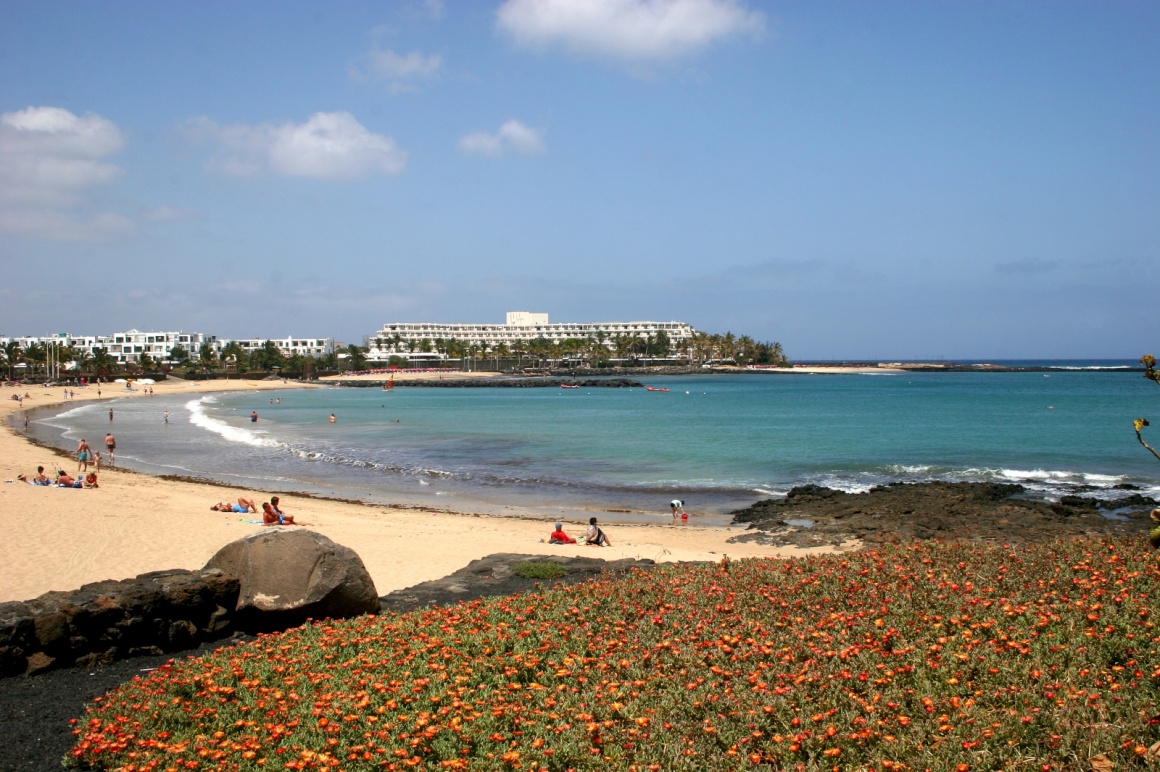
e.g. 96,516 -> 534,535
365,312 -> 697,360
228,337 -> 334,358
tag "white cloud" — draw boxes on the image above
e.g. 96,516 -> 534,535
0,209 -> 134,242
0,106 -> 124,206
458,120 -> 545,157
189,112 -> 408,179
496,0 -> 764,62
350,48 -> 443,92
0,106 -> 137,241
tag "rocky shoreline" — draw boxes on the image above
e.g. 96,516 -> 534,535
330,377 -> 645,388
727,481 -> 1156,549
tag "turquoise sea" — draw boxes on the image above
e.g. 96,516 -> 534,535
22,361 -> 1160,522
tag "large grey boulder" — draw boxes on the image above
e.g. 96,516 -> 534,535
204,530 -> 379,631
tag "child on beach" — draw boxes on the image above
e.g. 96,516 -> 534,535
268,496 -> 299,524
262,501 -> 299,525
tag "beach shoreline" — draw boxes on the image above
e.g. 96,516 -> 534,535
0,375 -> 846,605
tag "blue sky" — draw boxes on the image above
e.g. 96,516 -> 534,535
1,0 -> 1157,359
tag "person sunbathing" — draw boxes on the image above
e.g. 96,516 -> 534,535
20,466 -> 51,485
211,498 -> 258,513
54,471 -> 80,488
262,501 -> 298,525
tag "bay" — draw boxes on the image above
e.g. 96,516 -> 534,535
23,361 -> 1160,522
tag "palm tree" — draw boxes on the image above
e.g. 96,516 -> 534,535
2,340 -> 21,379
90,347 -> 116,377
220,341 -> 245,375
199,343 -> 218,370
344,344 -> 368,371
169,344 -> 190,364
72,349 -> 93,375
652,330 -> 671,359
23,342 -> 46,376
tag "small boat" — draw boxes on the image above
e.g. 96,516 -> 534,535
645,386 -> 670,392
383,377 -> 395,390
560,383 -> 580,389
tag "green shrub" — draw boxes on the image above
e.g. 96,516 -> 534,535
514,560 -> 569,580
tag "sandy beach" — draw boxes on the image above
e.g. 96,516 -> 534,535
0,374 -> 843,604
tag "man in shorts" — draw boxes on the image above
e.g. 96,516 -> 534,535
105,433 -> 116,464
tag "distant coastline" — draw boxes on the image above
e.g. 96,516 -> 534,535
321,360 -> 1144,387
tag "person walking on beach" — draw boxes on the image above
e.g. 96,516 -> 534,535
104,433 -> 116,464
585,517 -> 611,547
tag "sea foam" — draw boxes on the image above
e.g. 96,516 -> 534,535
186,397 -> 282,448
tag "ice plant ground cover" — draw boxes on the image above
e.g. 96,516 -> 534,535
69,538 -> 1159,771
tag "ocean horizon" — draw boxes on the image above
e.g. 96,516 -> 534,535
18,360 -> 1160,524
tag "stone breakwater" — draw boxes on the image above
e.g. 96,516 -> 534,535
330,378 -> 645,388
728,481 -> 1157,550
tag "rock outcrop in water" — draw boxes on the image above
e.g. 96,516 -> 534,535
330,378 -> 644,388
728,481 -> 1156,550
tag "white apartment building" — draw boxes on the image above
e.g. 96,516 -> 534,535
365,312 -> 697,360
105,330 -> 218,364
226,337 -> 334,358
1,330 -> 216,365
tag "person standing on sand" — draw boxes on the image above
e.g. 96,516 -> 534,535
77,438 -> 92,472
104,433 -> 115,464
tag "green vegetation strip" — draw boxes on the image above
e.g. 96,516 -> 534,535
68,539 -> 1160,770
513,562 -> 570,580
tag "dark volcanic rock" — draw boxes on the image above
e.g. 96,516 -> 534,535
204,530 -> 380,632
379,553 -> 657,613
728,481 -> 1155,550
